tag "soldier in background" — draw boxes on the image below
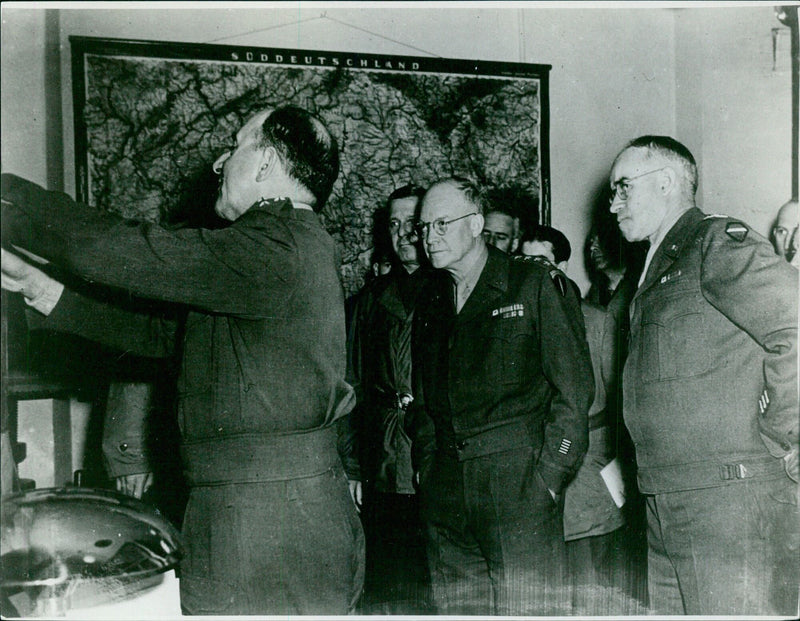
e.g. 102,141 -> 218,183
346,184 -> 432,614
482,190 -> 521,254
771,199 -> 799,266
520,225 -> 633,614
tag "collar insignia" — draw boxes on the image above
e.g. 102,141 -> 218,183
660,269 -> 682,285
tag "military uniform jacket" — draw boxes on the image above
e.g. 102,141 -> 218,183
410,245 -> 594,494
346,268 -> 429,494
624,207 -> 799,494
563,301 -> 625,540
1,174 -> 355,485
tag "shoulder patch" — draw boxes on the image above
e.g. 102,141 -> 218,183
725,221 -> 748,242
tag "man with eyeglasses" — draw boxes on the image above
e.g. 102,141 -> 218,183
609,135 -> 799,615
1,106 -> 365,615
346,183 -> 432,613
408,176 -> 594,615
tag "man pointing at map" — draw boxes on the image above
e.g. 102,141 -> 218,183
1,106 -> 365,615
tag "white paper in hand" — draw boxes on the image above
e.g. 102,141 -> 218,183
600,457 -> 626,508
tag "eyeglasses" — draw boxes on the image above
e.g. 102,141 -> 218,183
416,213 -> 477,238
388,219 -> 418,236
609,167 -> 666,204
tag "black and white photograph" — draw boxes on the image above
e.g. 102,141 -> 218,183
1,1 -> 798,619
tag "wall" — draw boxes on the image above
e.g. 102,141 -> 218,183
1,9 -> 49,186
676,6 -> 794,236
518,8 -> 675,280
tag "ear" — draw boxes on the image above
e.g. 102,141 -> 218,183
471,214 -> 485,238
255,146 -> 279,183
660,166 -> 677,196
510,237 -> 519,253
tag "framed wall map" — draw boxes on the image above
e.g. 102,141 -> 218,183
71,36 -> 551,296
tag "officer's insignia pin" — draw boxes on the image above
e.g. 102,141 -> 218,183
558,438 -> 572,455
725,222 -> 748,242
660,269 -> 682,284
550,271 -> 568,297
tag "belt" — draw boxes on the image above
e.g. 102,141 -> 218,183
375,389 -> 414,411
181,426 -> 339,486
440,415 -> 541,462
637,454 -> 786,494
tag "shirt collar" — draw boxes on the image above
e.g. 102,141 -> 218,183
454,243 -> 489,312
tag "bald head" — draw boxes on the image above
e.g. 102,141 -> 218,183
772,200 -> 799,262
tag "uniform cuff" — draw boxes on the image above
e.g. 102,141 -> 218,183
23,280 -> 64,316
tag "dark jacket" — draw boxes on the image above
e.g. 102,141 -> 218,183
410,245 -> 594,495
1,174 -> 355,483
563,300 -> 625,540
624,207 -> 799,493
347,267 -> 429,493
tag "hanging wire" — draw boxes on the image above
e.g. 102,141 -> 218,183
205,12 -> 442,58
322,14 -> 441,57
205,15 -> 325,43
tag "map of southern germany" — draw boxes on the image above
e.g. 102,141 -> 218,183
82,54 -> 545,296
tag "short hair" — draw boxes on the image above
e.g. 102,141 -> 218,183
387,183 -> 426,207
521,225 -> 571,264
486,185 -> 538,239
258,106 -> 339,211
483,191 -> 521,239
433,176 -> 489,214
624,135 -> 698,198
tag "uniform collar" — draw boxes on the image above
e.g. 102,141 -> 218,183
636,207 -> 704,295
455,245 -> 509,321
250,196 -> 318,221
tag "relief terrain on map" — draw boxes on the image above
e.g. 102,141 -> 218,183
82,55 -> 545,295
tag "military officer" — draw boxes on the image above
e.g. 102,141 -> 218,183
1,106 -> 364,615
610,135 -> 799,615
346,184 -> 432,613
409,176 -> 594,615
